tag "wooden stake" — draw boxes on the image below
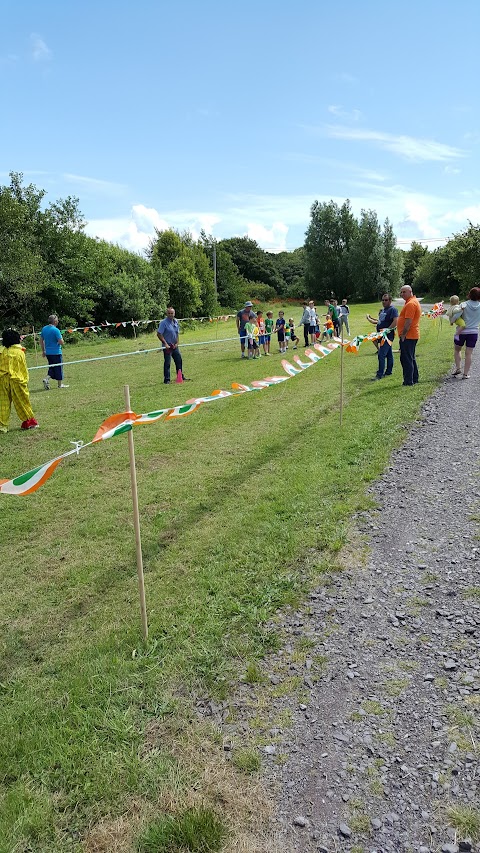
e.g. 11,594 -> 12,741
132,319 -> 137,340
339,325 -> 344,427
124,384 -> 148,641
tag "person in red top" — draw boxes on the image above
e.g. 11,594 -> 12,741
397,285 -> 422,386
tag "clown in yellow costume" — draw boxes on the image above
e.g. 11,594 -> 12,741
0,329 -> 39,432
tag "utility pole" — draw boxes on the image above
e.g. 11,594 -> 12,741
213,240 -> 217,299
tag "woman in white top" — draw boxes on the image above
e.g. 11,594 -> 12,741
307,300 -> 317,346
452,286 -> 480,378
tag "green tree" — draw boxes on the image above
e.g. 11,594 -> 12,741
219,236 -> 283,292
0,173 -> 47,323
412,247 -> 457,297
91,243 -> 166,323
191,245 -> 217,317
213,247 -> 246,308
149,229 -> 184,267
445,223 -> 480,294
166,254 -> 202,318
382,218 -> 403,297
304,199 -> 357,300
198,232 -> 247,309
149,229 -> 213,317
402,241 -> 428,288
347,209 -> 384,301
270,247 -> 306,297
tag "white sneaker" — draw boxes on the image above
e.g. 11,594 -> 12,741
58,384 -> 69,389
42,377 -> 50,391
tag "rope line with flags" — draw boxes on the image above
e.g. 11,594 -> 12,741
1,341 -> 343,496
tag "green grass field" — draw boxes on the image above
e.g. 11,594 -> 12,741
0,304 -> 454,851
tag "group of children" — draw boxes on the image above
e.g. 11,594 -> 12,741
244,310 -> 301,358
244,307 -> 337,360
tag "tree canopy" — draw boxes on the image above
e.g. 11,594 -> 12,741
1,173 -> 479,330
304,200 -> 403,302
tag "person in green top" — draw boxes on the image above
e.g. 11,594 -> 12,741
264,311 -> 274,355
325,300 -> 340,337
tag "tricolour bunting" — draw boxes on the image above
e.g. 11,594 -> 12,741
0,342 -> 341,496
343,329 -> 393,354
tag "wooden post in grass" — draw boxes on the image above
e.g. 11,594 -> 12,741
339,325 -> 344,427
124,384 -> 148,641
132,319 -> 137,340
32,326 -> 38,365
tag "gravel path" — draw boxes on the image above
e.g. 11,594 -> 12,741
260,356 -> 480,853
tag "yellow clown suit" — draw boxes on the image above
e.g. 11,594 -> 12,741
0,339 -> 37,432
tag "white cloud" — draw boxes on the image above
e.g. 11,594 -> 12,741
281,152 -> 389,183
85,216 -> 152,252
131,204 -> 169,233
328,105 -> 362,121
334,72 -> 359,85
324,124 -> 465,162
398,199 -> 442,239
85,205 -> 170,252
84,205 -> 221,253
443,166 -> 461,175
63,173 -> 127,195
0,53 -> 19,66
30,33 -> 51,62
83,181 -> 480,255
439,204 -> 480,225
247,222 -> 288,251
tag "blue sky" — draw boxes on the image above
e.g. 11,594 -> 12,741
1,0 -> 479,253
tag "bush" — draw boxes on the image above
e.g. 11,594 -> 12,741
247,281 -> 278,302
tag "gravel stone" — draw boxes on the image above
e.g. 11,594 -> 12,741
225,360 -> 480,851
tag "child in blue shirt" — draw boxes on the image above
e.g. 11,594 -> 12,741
276,311 -> 286,354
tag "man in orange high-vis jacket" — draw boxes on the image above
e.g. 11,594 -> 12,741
397,285 -> 422,386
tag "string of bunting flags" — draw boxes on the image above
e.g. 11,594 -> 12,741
423,301 -> 445,319
18,307 -> 441,340
0,330 -> 391,497
19,315 -> 237,340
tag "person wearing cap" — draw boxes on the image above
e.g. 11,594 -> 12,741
236,301 -> 257,358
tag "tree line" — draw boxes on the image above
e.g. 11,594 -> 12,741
1,172 -> 478,330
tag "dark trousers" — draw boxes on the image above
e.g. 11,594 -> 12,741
399,338 -> 418,385
163,347 -> 183,382
303,324 -> 309,346
377,339 -> 394,378
47,353 -> 63,381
